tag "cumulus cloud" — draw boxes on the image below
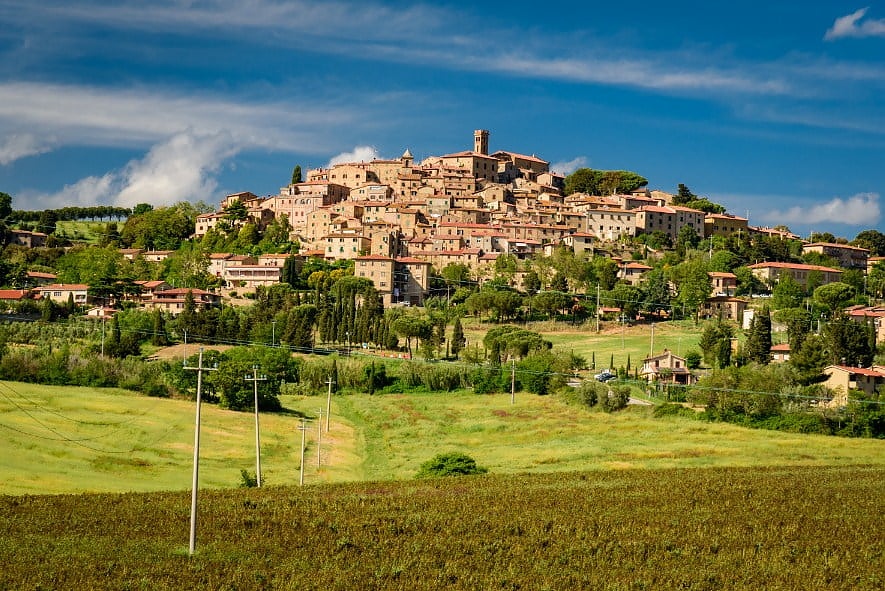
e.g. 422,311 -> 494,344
825,8 -> 885,40
549,156 -> 587,175
328,146 -> 379,166
30,130 -> 239,209
0,133 -> 54,165
764,192 -> 880,226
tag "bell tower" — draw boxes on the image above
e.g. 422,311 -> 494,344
473,129 -> 489,155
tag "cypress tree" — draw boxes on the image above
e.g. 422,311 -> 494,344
451,316 -> 466,358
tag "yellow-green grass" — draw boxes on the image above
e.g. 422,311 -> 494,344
0,381 -> 305,495
463,318 -> 702,371
54,220 -> 108,244
4,381 -> 885,496
289,389 -> 885,482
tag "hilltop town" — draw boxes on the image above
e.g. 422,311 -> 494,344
1,129 -> 884,409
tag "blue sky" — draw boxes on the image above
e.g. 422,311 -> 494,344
0,1 -> 883,239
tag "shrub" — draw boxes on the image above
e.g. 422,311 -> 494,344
600,385 -> 631,412
415,452 -> 488,478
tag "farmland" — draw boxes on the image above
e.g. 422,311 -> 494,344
1,465 -> 882,590
2,379 -> 885,495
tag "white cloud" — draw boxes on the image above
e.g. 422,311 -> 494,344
328,146 -> 379,167
549,157 -> 587,175
763,192 -> 880,226
825,8 -> 885,40
116,130 -> 239,208
0,133 -> 54,165
29,130 -> 240,209
0,82 -> 349,153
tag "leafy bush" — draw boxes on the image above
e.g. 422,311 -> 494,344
415,452 -> 488,478
653,403 -> 698,419
600,385 -> 631,412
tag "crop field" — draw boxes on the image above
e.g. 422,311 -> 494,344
1,465 -> 882,590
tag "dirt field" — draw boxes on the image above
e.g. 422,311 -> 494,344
149,343 -> 234,360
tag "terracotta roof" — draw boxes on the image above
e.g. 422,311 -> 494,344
828,365 -> 885,378
355,255 -> 394,261
747,261 -> 841,273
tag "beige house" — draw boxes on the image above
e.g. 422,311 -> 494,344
640,349 -> 695,385
748,262 -> 842,290
562,232 -> 595,255
584,208 -> 636,241
223,264 -> 281,289
634,205 -> 705,243
354,255 -> 396,304
802,242 -> 869,270
770,343 -> 791,363
700,296 -> 747,322
704,213 -> 749,239
394,257 -> 431,306
709,272 -> 737,296
323,232 -> 371,260
619,262 -> 652,285
823,365 -> 885,406
35,284 -> 90,305
144,288 -> 221,315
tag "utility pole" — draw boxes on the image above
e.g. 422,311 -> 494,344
244,365 -> 266,487
510,358 -> 516,405
271,320 -> 276,348
595,283 -> 601,333
650,322 -> 655,356
325,376 -> 334,432
100,316 -> 106,358
297,419 -> 308,486
316,410 -> 323,468
183,348 -> 217,556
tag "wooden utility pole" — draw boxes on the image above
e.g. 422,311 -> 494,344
325,376 -> 334,432
244,365 -> 266,487
510,358 -> 516,405
183,348 -> 217,556
297,419 -> 308,486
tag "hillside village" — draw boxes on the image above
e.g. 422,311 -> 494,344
1,129 -> 884,407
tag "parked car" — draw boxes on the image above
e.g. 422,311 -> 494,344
594,369 -> 616,382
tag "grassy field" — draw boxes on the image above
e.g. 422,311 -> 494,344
54,220 -> 109,244
1,465 -> 882,589
463,318 -> 702,372
0,381 -> 306,494
4,378 -> 884,495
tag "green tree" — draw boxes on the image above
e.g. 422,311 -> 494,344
851,229 -> 885,256
813,282 -> 855,315
0,192 -> 12,219
822,314 -> 875,367
668,255 -> 712,323
131,203 -> 153,216
451,316 -> 466,358
291,165 -> 303,185
673,183 -> 696,205
744,306 -> 772,365
522,270 -> 541,295
699,320 -> 734,369
771,274 -> 805,310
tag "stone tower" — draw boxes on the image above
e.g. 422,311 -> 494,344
474,129 -> 489,155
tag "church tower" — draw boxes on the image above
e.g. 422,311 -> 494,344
474,129 -> 489,155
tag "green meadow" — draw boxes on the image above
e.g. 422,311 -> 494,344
2,379 -> 884,495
